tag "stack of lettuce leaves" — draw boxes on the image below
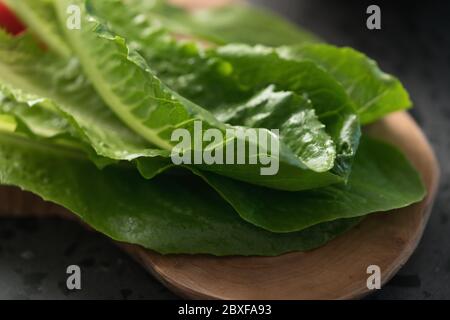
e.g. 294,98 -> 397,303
0,0 -> 425,256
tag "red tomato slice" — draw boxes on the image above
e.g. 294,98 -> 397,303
0,1 -> 26,35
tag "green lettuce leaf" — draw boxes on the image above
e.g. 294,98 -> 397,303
0,130 -> 360,256
3,0 -> 71,57
193,136 -> 425,232
0,114 -> 17,132
78,0 -> 362,186
116,0 -> 319,46
1,79 -> 423,235
0,84 -> 71,138
102,0 -> 409,141
84,1 -> 361,180
0,27 -> 339,191
0,84 -> 118,168
214,44 -> 361,178
50,0 -> 345,191
278,45 -> 412,124
0,29 -> 168,161
137,135 -> 425,233
0,0 -> 426,255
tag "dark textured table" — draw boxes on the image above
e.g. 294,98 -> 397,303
0,0 -> 449,300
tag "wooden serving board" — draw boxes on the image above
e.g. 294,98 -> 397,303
0,111 -> 439,299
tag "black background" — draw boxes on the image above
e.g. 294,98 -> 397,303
0,0 -> 449,299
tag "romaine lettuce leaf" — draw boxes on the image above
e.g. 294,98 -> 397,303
0,84 -> 71,138
111,0 -> 319,46
0,127 -> 425,253
3,0 -> 71,57
0,0 -> 426,256
1,81 -> 424,234
0,29 -> 169,162
0,84 -> 118,168
0,114 -> 17,132
278,45 -> 412,124
0,27 -> 340,191
137,134 -> 425,233
0,130 -> 360,256
49,0 -> 346,191
213,44 -> 361,179
193,136 -> 425,232
80,0 -> 360,182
